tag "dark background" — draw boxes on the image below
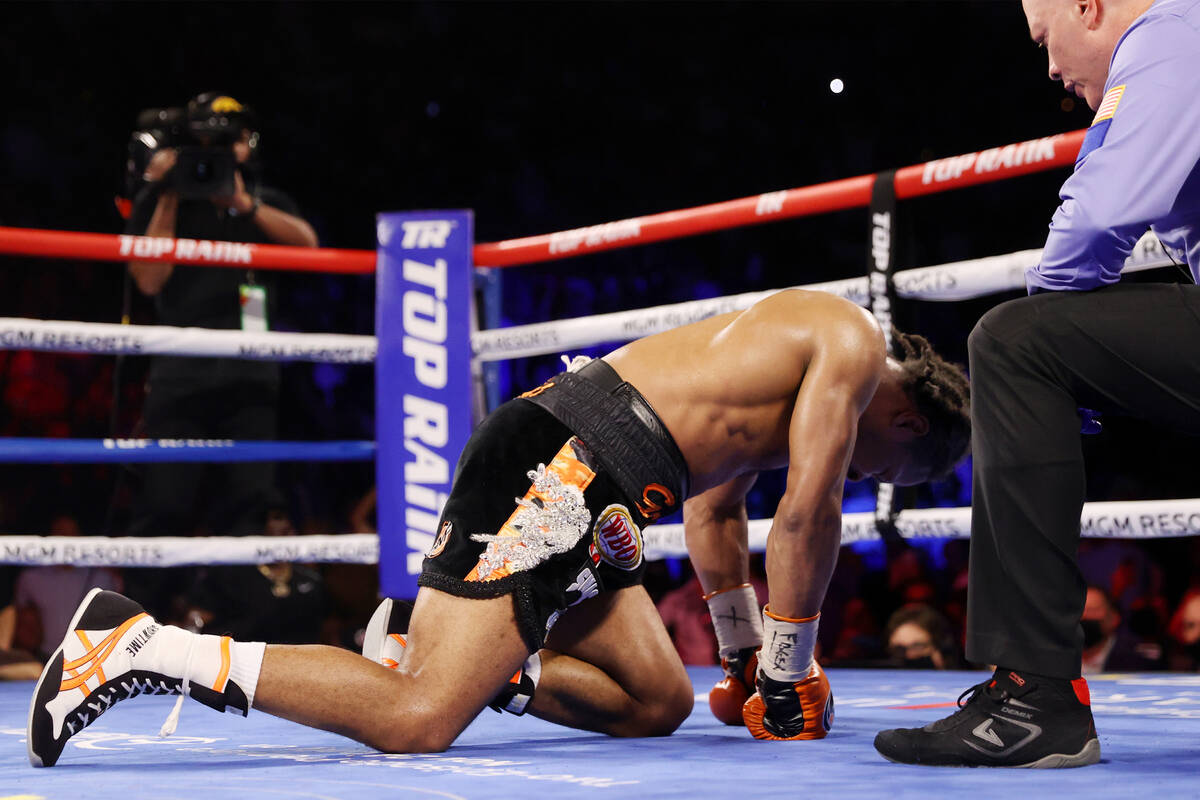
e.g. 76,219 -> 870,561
0,2 -> 1195,609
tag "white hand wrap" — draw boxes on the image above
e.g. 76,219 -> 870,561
704,584 -> 763,658
759,608 -> 819,683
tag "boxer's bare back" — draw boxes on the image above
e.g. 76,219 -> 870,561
605,289 -> 891,495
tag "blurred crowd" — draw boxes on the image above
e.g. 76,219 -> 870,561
1,88 -> 1198,679
652,535 -> 1200,674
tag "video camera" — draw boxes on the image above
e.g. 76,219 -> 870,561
122,92 -> 258,202
171,146 -> 238,199
122,106 -> 185,202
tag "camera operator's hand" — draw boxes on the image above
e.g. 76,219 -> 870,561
143,148 -> 178,184
209,169 -> 256,215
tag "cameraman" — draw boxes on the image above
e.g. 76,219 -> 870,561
128,94 -> 317,291
124,92 -> 316,616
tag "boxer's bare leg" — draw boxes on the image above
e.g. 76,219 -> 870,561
255,587 -> 529,752
527,586 -> 694,737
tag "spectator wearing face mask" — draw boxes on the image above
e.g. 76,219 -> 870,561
1080,586 -> 1162,674
884,604 -> 961,670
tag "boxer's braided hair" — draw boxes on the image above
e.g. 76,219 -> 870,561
891,329 -> 971,481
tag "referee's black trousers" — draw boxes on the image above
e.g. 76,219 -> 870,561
965,282 -> 1200,679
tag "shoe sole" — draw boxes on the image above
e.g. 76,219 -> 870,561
1021,737 -> 1101,769
362,597 -> 395,663
877,737 -> 1101,769
27,586 -> 104,768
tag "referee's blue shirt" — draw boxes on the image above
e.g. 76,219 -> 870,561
1026,0 -> 1200,293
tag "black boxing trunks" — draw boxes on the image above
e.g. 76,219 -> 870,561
418,358 -> 690,652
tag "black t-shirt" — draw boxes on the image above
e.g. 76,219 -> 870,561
126,183 -> 301,390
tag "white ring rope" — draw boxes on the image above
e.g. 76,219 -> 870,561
0,319 -> 376,362
2,498 -> 1196,566
0,233 -> 1173,362
0,533 -> 379,567
473,232 -> 1174,361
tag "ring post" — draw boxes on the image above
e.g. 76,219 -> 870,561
376,210 -> 475,598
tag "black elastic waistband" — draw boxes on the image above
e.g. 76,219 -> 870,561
524,359 -> 690,521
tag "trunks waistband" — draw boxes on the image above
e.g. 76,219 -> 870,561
523,358 -> 689,521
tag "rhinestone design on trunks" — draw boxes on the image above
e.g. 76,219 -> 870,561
465,436 -> 597,582
472,464 -> 591,575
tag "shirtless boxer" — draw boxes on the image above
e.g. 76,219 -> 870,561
30,289 -> 969,766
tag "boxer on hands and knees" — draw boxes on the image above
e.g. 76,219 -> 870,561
365,288 -> 967,739
875,0 -> 1200,769
30,289 -> 969,767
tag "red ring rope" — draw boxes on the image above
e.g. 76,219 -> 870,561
473,129 -> 1086,267
0,129 -> 1085,272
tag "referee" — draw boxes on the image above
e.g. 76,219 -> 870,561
876,0 -> 1200,768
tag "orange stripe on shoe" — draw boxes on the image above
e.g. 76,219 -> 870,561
68,632 -> 91,700
60,614 -> 150,692
76,631 -> 105,685
62,613 -> 150,671
60,637 -> 122,692
388,633 -> 407,648
212,636 -> 231,692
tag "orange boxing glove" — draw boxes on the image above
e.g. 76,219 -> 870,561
709,646 -> 758,725
742,660 -> 834,740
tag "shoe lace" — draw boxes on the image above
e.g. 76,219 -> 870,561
929,679 -> 1004,727
158,679 -> 188,738
956,681 -> 988,709
159,632 -> 198,738
64,675 -> 180,735
960,678 -> 1012,705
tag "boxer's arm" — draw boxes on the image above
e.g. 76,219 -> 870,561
683,472 -> 758,596
685,473 -> 763,725
740,334 -> 878,740
767,335 -> 881,620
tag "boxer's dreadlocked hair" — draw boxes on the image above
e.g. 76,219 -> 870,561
891,330 -> 971,481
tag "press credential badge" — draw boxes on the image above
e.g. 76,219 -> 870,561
240,283 -> 268,331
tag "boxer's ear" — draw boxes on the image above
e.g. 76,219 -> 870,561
892,409 -> 929,438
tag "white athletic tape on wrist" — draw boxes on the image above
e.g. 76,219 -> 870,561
705,584 -> 763,657
759,610 -> 819,683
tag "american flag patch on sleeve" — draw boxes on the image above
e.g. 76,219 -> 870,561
1076,84 -> 1126,166
1093,85 -> 1125,123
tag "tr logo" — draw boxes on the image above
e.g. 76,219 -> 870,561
401,220 -> 454,248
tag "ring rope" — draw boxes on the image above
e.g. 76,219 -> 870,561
0,228 -> 376,274
473,232 -> 1171,361
0,317 -> 376,362
1,498 -> 1194,566
0,438 -> 375,463
473,130 -> 1087,266
0,533 -> 379,567
0,233 -> 1171,362
0,130 -> 1085,272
